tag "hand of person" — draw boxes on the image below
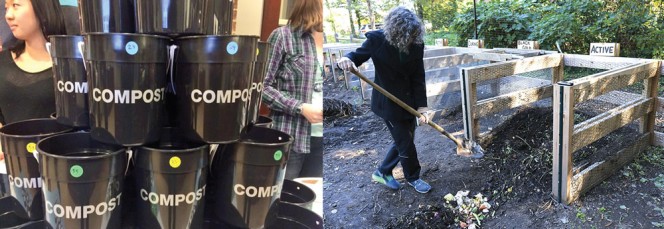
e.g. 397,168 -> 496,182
0,152 -> 4,161
301,103 -> 323,123
416,107 -> 432,126
336,57 -> 357,72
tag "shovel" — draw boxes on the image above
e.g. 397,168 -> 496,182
350,69 -> 484,158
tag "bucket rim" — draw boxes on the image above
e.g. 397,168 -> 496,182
175,34 -> 260,41
48,35 -> 83,39
0,118 -> 73,139
139,143 -> 209,153
37,132 -> 126,160
85,32 -> 171,40
240,126 -> 294,146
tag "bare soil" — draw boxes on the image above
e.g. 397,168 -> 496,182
323,76 -> 664,228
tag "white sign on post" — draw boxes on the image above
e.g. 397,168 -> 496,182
589,43 -> 620,57
435,38 -> 448,47
468,39 -> 483,49
517,40 -> 539,50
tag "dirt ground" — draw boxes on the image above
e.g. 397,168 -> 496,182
323,76 -> 664,228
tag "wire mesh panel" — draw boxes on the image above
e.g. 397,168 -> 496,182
460,54 -> 564,142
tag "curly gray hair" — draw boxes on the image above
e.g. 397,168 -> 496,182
382,6 -> 425,54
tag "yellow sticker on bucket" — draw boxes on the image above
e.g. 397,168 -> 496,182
169,156 -> 181,168
26,143 -> 36,153
257,48 -> 260,56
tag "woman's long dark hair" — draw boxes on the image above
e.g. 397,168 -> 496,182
9,0 -> 66,58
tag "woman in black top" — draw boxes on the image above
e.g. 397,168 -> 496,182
0,0 -> 65,125
0,0 -> 65,160
337,7 -> 433,193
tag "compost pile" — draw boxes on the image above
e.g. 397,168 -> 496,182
386,107 -> 642,228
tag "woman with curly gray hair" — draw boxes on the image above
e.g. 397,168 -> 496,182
337,6 -> 432,193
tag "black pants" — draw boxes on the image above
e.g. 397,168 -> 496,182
285,136 -> 323,179
378,119 -> 421,182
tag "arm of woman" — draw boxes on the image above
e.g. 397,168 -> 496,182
412,44 -> 427,109
345,34 -> 374,67
261,29 -> 303,116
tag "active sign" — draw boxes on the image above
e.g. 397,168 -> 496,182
435,38 -> 448,47
468,39 -> 483,48
517,40 -> 539,50
589,43 -> 620,57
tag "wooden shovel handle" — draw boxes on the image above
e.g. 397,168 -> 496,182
349,69 -> 464,147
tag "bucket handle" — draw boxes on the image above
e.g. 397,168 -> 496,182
77,41 -> 87,71
166,45 -> 178,95
45,42 -> 51,56
32,150 -> 40,164
208,144 -> 228,172
125,148 -> 133,175
45,42 -> 55,66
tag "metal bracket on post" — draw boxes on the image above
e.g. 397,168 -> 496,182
552,81 -> 574,204
460,68 -> 476,142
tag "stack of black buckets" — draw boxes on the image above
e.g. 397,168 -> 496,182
0,1 -> 322,229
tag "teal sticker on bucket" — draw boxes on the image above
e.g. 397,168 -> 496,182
126,41 -> 139,55
227,41 -> 238,55
273,150 -> 283,161
70,165 -> 83,178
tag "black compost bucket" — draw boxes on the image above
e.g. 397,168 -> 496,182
134,128 -> 209,229
205,0 -> 233,35
266,202 -> 323,229
247,42 -> 271,125
78,0 -> 135,33
48,35 -> 89,128
135,0 -> 210,37
84,33 -> 171,146
254,115 -> 273,129
212,127 -> 292,228
280,180 -> 315,210
0,119 -> 73,221
37,132 -> 127,229
174,35 -> 258,144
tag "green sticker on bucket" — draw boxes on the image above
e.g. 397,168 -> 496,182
70,165 -> 83,178
273,150 -> 283,161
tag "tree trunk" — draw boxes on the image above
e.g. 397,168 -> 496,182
367,0 -> 375,30
353,0 -> 362,38
346,0 -> 356,40
325,0 -> 339,42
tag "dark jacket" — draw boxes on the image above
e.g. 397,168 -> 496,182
346,30 -> 426,121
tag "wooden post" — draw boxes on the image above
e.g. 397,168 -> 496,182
329,51 -> 339,82
552,81 -> 575,204
460,68 -> 479,142
641,61 -> 661,144
551,55 -> 565,84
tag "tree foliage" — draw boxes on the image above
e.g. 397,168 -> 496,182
416,0 -> 458,31
448,0 -> 664,58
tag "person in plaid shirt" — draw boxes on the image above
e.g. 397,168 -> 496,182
262,0 -> 323,179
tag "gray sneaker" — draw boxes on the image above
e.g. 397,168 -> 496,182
408,179 -> 431,193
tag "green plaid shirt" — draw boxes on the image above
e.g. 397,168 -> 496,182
262,26 -> 318,154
